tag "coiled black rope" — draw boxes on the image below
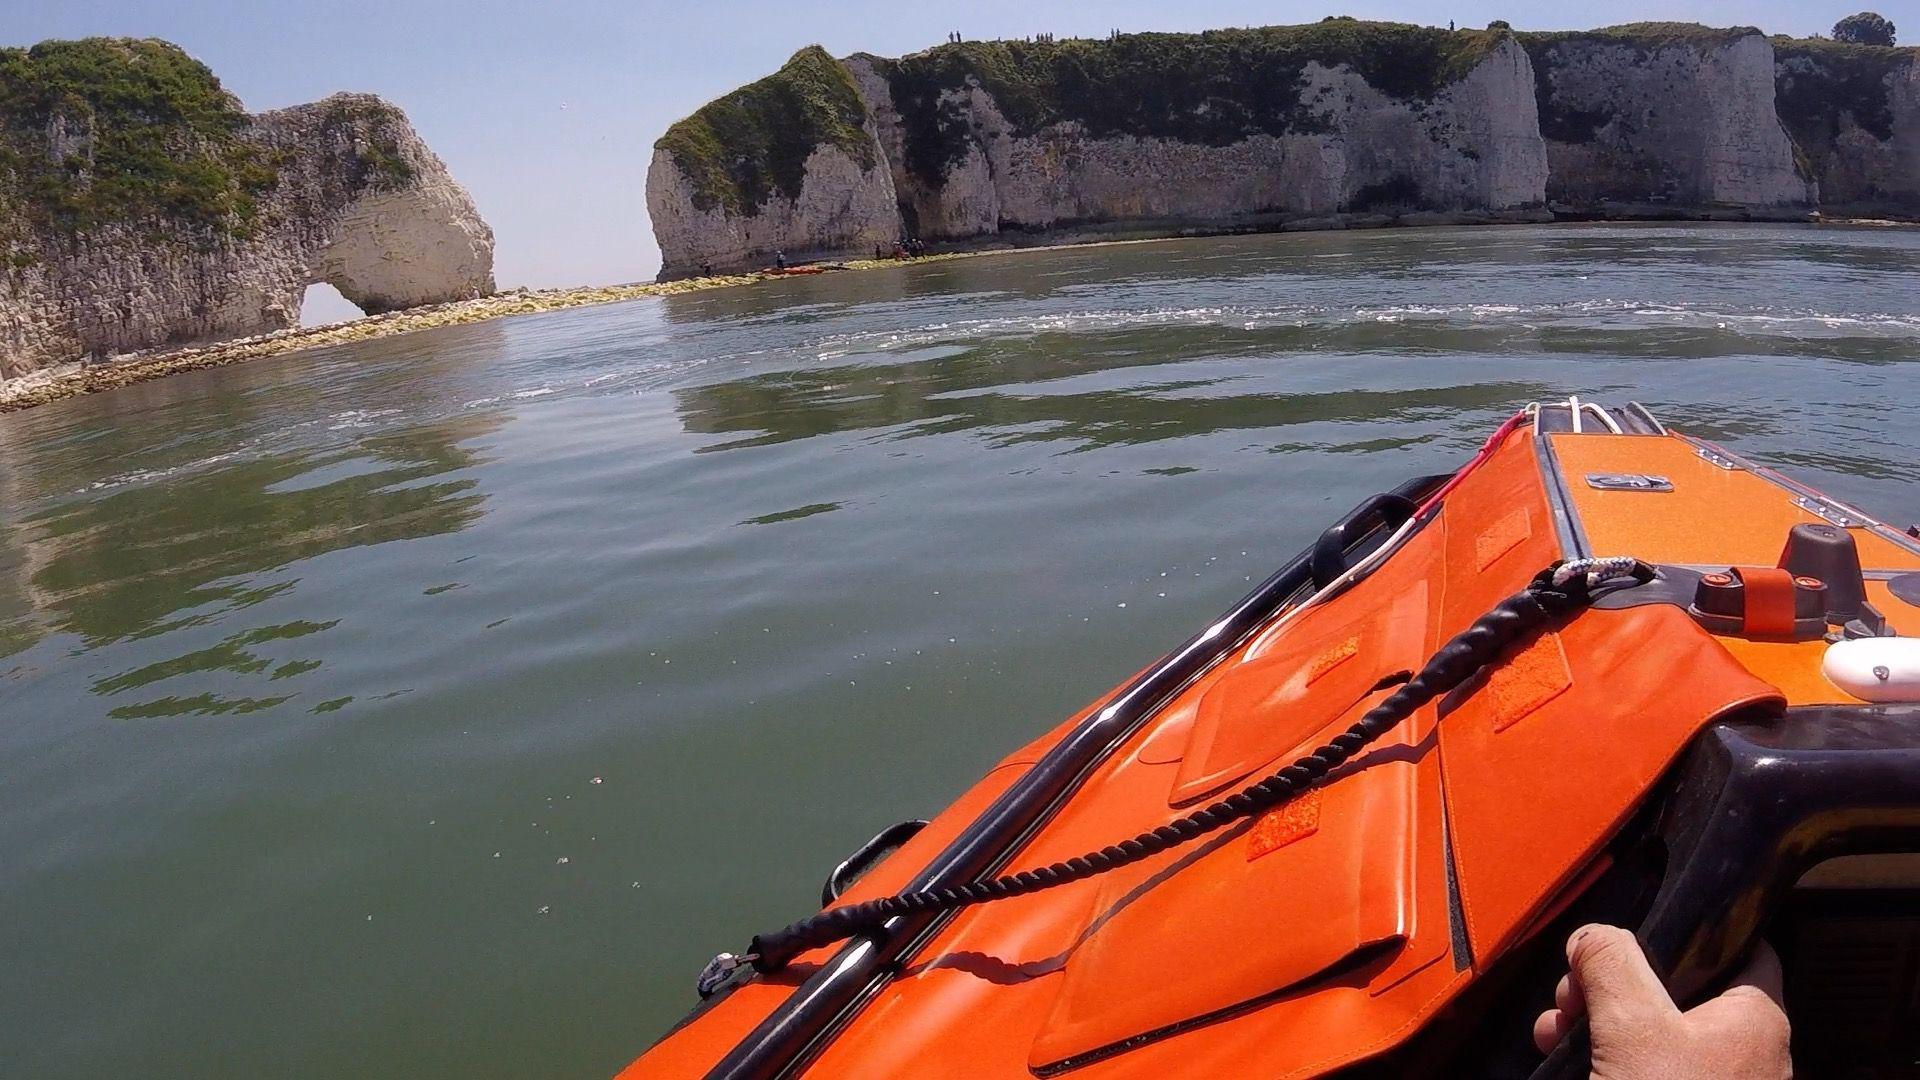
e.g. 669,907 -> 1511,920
741,559 -> 1651,976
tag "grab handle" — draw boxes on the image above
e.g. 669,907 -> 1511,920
821,820 -> 928,906
1309,491 -> 1419,589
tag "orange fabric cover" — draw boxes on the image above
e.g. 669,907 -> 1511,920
1170,582 -> 1428,804
1439,604 -> 1784,961
1030,698 -> 1419,1069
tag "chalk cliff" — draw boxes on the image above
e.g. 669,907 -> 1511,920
1521,26 -> 1812,211
652,24 -> 1552,276
0,38 -> 493,378
650,21 -> 1920,278
843,31 -> 1546,243
645,46 -> 900,277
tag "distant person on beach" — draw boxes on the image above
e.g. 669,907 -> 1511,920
774,250 -> 787,270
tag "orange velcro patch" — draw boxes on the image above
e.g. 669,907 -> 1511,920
1306,637 -> 1359,686
1488,632 -> 1573,732
1246,790 -> 1322,860
1475,507 -> 1532,570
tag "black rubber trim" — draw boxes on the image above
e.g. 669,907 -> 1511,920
1442,796 -> 1473,972
1620,401 -> 1667,435
696,473 -> 1450,1080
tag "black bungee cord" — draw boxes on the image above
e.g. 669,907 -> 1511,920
700,556 -> 1651,995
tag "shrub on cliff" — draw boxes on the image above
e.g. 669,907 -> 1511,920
0,38 -> 276,240
1773,37 -> 1911,178
655,45 -> 876,215
872,20 -> 1510,186
1832,12 -> 1897,47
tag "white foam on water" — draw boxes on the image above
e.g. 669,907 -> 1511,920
80,451 -> 242,493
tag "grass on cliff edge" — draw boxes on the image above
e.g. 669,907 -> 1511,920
655,44 -> 876,216
1515,22 -> 1763,54
0,38 -> 275,242
867,21 -> 1510,187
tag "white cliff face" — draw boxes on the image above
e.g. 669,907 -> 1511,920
656,26 -> 1911,281
842,39 -> 1547,245
647,133 -> 902,276
1446,38 -> 1552,208
1531,32 -> 1812,209
0,93 -> 493,379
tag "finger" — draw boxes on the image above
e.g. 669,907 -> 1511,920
1554,972 -> 1586,1018
1532,1007 -> 1573,1055
1565,924 -> 1677,1028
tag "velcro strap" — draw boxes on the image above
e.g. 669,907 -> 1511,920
1732,566 -> 1797,637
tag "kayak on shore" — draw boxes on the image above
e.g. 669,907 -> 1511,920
625,398 -> 1920,1079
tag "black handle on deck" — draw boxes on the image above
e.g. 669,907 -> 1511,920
1309,492 -> 1418,589
821,819 -> 927,907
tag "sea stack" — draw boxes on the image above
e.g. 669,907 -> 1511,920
0,38 -> 494,378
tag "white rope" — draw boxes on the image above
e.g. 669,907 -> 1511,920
1552,555 -> 1640,589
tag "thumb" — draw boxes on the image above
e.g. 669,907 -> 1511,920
1566,924 -> 1678,1031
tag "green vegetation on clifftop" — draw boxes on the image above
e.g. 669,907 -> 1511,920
868,21 -> 1509,186
315,94 -> 418,191
655,45 -> 876,215
1517,22 -> 1761,55
0,38 -> 275,240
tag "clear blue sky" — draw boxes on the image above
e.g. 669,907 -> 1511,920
4,0 -> 1849,293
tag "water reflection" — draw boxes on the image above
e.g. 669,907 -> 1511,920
3,414 -> 502,710
675,329 -> 1552,453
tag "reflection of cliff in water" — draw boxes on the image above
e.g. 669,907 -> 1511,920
673,328 -> 1549,453
15,412 -> 502,650
0,435 -> 48,661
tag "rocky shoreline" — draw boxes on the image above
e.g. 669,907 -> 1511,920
0,257 -> 961,414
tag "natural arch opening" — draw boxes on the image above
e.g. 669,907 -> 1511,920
299,282 -> 366,328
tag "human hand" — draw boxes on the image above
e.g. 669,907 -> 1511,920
1532,924 -> 1791,1079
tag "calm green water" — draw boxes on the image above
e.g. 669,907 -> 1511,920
3,223 -> 1918,1077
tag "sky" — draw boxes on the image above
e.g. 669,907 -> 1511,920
0,0 -> 1867,311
